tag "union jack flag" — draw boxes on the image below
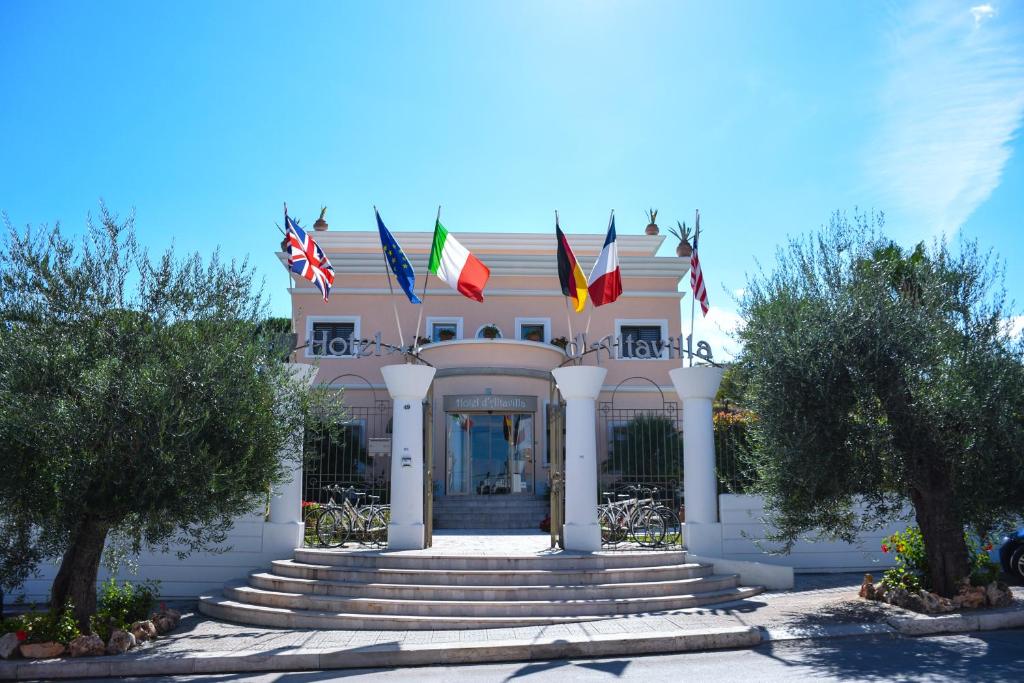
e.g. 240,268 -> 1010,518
691,210 -> 709,317
284,212 -> 335,302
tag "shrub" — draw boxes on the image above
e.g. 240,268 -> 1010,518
882,526 -> 999,592
90,579 -> 159,641
19,602 -> 80,644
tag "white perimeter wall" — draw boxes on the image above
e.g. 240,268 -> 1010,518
18,511 -> 285,603
719,494 -> 908,573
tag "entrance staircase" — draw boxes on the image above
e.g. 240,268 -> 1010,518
432,495 -> 549,530
198,547 -> 764,630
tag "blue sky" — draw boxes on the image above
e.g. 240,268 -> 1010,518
2,1 -> 1022,356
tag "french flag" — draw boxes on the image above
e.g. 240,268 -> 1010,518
587,211 -> 622,307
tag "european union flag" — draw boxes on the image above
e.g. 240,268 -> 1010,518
375,208 -> 422,304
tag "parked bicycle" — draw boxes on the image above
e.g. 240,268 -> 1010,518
314,484 -> 390,548
598,485 -> 675,548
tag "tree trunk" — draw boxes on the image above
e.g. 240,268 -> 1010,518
50,516 -> 110,630
910,484 -> 970,597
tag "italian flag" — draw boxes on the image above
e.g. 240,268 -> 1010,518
428,220 -> 490,302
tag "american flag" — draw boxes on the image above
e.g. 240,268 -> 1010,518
690,211 -> 709,317
284,212 -> 335,302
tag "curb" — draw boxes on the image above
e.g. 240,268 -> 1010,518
885,605 -> 1024,636
0,626 -> 761,680
763,622 -> 898,642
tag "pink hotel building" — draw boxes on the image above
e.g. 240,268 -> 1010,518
285,226 -> 691,524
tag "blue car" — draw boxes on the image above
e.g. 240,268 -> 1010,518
999,528 -> 1024,581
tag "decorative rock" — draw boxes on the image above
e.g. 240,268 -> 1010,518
106,629 -> 136,655
904,591 -> 927,613
19,641 -> 65,659
985,581 -> 1013,608
859,574 -> 875,600
68,634 -> 105,657
953,584 -> 987,610
130,620 -> 158,642
0,632 -> 20,659
151,608 -> 182,634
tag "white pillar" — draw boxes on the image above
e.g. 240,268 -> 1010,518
265,363 -> 319,555
551,365 -> 607,552
669,365 -> 725,556
381,364 -> 436,550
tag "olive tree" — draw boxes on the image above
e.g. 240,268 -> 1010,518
0,205 -> 340,627
737,211 -> 1024,596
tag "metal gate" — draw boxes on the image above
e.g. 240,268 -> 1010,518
547,379 -> 565,549
595,378 -> 684,550
302,375 -> 393,546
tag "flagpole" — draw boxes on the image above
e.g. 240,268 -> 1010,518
413,205 -> 439,353
688,209 -> 699,367
375,205 -> 406,350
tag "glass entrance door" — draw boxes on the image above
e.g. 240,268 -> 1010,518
446,413 -> 534,495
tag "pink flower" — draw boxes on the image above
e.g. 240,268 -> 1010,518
881,543 -> 890,553
15,630 -> 27,642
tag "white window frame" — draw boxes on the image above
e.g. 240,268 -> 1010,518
427,316 -> 463,342
475,323 -> 504,339
614,318 -> 670,360
305,315 -> 361,358
515,317 -> 552,343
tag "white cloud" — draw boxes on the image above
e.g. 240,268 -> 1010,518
691,305 -> 745,362
867,1 -> 1024,236
1002,315 -> 1024,338
971,4 -> 996,26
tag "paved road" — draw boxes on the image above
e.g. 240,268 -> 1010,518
75,629 -> 1024,682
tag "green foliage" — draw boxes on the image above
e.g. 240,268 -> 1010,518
15,602 -> 81,644
90,579 -> 159,641
0,204 -> 344,620
737,210 -> 1024,595
714,408 -> 758,493
881,526 -> 1000,591
603,413 -> 683,482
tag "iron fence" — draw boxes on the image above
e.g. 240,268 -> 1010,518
302,401 -> 393,546
714,412 -> 759,494
597,402 -> 684,550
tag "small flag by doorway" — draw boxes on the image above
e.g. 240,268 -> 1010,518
283,211 -> 335,302
429,218 -> 490,302
691,211 -> 709,316
555,215 -> 588,312
587,211 -> 622,307
375,209 -> 422,304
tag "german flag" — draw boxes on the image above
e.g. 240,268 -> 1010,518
556,214 -> 588,312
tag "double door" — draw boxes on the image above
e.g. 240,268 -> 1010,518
446,412 -> 534,495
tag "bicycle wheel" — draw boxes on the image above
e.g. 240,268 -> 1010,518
303,506 -> 321,547
316,507 -> 352,548
598,507 -> 617,546
365,508 -> 389,547
654,505 -> 682,547
630,506 -> 667,547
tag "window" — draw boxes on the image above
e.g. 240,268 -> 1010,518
515,317 -> 551,343
475,323 -> 503,339
427,317 -> 463,342
306,316 -> 360,357
615,319 -> 669,359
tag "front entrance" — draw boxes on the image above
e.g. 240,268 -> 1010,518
445,412 -> 535,495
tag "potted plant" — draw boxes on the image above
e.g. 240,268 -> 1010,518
525,329 -> 543,342
437,328 -> 456,342
645,208 -> 659,236
313,206 -> 328,232
550,336 -> 569,350
480,324 -> 501,339
667,221 -> 693,258
415,336 -> 431,346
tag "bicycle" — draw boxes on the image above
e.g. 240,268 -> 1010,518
315,485 -> 390,548
598,485 -> 672,548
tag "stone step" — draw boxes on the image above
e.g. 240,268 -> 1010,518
292,547 -> 689,571
219,580 -> 758,619
270,559 -> 712,586
249,572 -> 737,601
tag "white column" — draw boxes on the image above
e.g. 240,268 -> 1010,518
669,366 -> 725,556
381,364 -> 436,550
265,363 -> 319,555
551,365 -> 607,552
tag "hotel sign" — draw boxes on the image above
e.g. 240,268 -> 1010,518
443,394 -> 538,412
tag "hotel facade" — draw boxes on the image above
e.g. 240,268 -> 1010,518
287,225 -> 692,525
